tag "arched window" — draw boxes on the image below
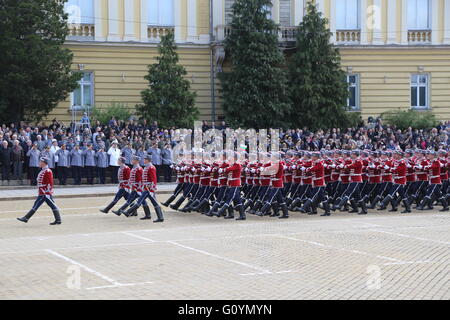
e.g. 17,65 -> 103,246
148,0 -> 174,26
64,0 -> 95,24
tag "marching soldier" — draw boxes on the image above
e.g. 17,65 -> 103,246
100,157 -> 130,213
112,156 -> 143,216
17,157 -> 62,225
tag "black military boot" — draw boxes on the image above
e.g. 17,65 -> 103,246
279,204 -> 289,219
140,205 -> 152,220
368,195 -> 381,209
202,202 -> 210,214
112,202 -> 129,216
236,205 -> 246,221
321,201 -> 331,216
256,202 -> 271,217
299,199 -> 312,214
401,199 -> 411,213
99,201 -> 116,214
179,199 -> 194,212
249,200 -> 262,215
17,209 -> 36,223
49,209 -> 62,225
170,196 -> 186,211
243,199 -> 253,212
308,202 -> 318,215
288,198 -> 301,211
193,198 -> 208,212
123,203 -> 139,217
439,197 -> 449,212
349,200 -> 359,213
153,206 -> 164,223
378,195 -> 392,211
270,202 -> 280,217
206,202 -> 220,217
417,197 -> 430,211
222,204 -> 234,219
161,194 -> 177,207
389,197 -> 398,212
358,200 -> 368,215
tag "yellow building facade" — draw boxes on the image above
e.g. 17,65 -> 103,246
53,0 -> 450,124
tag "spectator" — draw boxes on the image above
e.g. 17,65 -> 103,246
26,142 -> 41,185
161,143 -> 173,182
107,141 -> 121,183
55,144 -> 70,185
11,140 -> 24,183
95,147 -> 108,184
0,141 -> 12,185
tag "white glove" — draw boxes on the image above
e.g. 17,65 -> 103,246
218,168 -> 223,173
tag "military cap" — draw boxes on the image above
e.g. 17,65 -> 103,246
144,154 -> 152,161
132,155 -> 141,162
395,150 -> 404,156
118,156 -> 126,163
352,150 -> 360,156
40,157 -> 49,164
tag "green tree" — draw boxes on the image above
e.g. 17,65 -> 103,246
219,0 -> 291,129
0,0 -> 81,124
289,2 -> 350,130
91,102 -> 133,124
136,31 -> 198,128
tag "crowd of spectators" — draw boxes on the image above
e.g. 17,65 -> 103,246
0,116 -> 449,186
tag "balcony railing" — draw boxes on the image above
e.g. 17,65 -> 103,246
408,30 -> 432,44
335,30 -> 361,44
215,25 -> 296,42
147,26 -> 175,41
67,24 -> 95,40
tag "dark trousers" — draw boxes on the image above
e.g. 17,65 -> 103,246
265,187 -> 286,205
223,186 -> 243,207
110,166 -> 119,183
29,166 -> 39,185
162,164 -> 172,182
72,166 -> 82,185
31,195 -> 59,212
97,167 -> 106,184
155,165 -> 163,181
85,166 -> 95,184
1,163 -> 10,181
58,166 -> 68,185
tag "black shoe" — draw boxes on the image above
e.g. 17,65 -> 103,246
140,216 -> 152,220
401,209 -> 411,213
439,207 -> 449,212
99,208 -> 108,214
235,216 -> 246,221
321,213 -> 331,216
278,215 -> 289,219
153,218 -> 164,223
17,217 -> 28,223
49,221 -> 61,225
112,210 -> 122,216
224,215 -> 234,219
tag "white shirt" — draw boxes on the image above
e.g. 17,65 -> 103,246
50,145 -> 60,162
107,146 -> 121,166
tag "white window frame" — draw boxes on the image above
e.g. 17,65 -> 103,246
407,0 -> 431,30
70,72 -> 94,110
147,0 -> 175,26
410,74 -> 430,109
346,74 -> 360,111
64,0 -> 95,25
336,0 -> 360,30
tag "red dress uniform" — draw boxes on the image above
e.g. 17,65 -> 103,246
345,159 -> 363,183
143,164 -> 157,192
406,158 -> 417,183
199,163 -> 211,186
192,164 -> 201,184
439,157 -> 448,181
130,166 -> 144,192
330,158 -> 342,183
392,160 -> 407,185
225,163 -> 242,187
323,159 -> 333,183
339,159 -> 352,184
367,160 -> 381,184
260,162 -> 272,187
284,160 -> 293,184
270,161 -> 284,188
425,160 -> 442,184
307,160 -> 325,187
175,163 -> 185,184
379,159 -> 393,183
37,167 -> 54,196
118,165 -> 131,189
292,160 -> 303,185
218,161 -> 229,187
301,160 -> 313,185
210,162 -> 220,187
361,158 -> 369,182
241,161 -> 249,185
415,159 -> 429,182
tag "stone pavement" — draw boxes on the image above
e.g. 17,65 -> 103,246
0,194 -> 448,300
0,184 -> 177,201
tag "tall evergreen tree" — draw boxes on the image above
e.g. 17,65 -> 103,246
289,2 -> 350,129
0,0 -> 81,124
219,0 -> 291,129
137,31 -> 198,128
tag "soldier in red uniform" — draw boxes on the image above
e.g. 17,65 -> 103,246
100,157 -> 130,213
123,155 -> 164,222
206,151 -> 231,217
112,156 -> 143,216
418,151 -> 448,211
368,151 -> 393,209
17,157 -> 62,225
378,151 -> 408,212
361,151 -> 381,205
161,156 -> 186,207
412,150 -> 430,208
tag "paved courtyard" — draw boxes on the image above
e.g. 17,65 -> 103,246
0,193 -> 449,300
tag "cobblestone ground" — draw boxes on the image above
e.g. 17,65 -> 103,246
0,195 -> 448,300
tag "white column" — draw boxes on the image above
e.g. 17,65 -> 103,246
272,0 -> 280,23
107,0 -> 120,41
186,0 -> 197,42
94,0 -> 105,41
124,0 -> 136,41
387,0 -> 397,44
372,0 -> 383,44
140,0 -> 148,42
174,0 -> 182,42
444,0 -> 450,44
431,0 -> 439,44
360,0 -> 368,44
401,0 -> 408,44
294,0 -> 304,25
329,0 -> 336,43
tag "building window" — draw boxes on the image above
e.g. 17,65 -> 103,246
411,74 -> 429,109
346,74 -> 360,110
71,72 -> 94,110
148,0 -> 174,26
407,0 -> 430,30
279,0 -> 291,26
64,0 -> 95,24
336,0 -> 360,30
225,0 -> 235,25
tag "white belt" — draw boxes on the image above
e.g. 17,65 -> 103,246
430,175 -> 440,179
